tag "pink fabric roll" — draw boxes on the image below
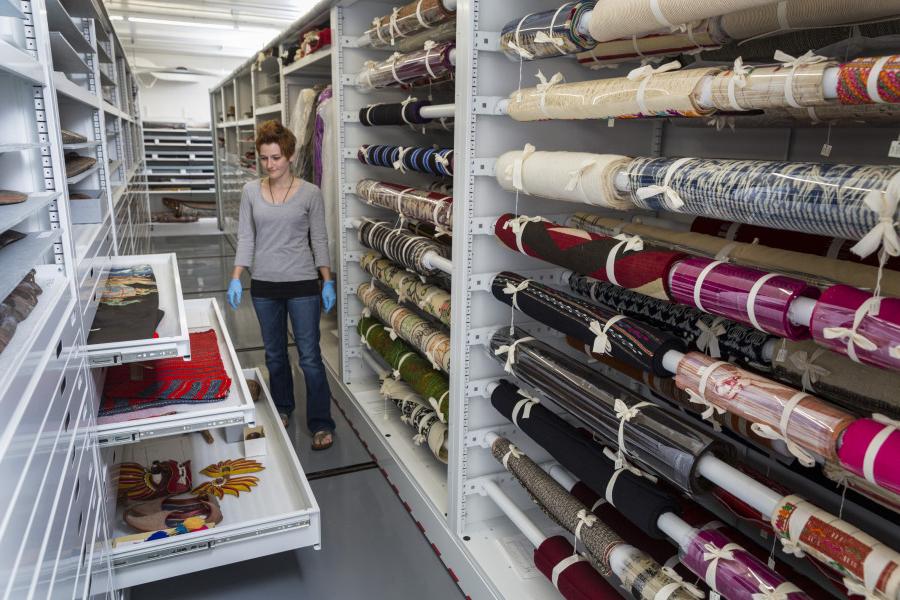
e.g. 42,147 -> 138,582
810,285 -> 900,373
838,417 -> 900,497
668,257 -> 819,339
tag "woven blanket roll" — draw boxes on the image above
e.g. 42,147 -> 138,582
709,61 -> 835,111
668,257 -> 820,339
360,252 -> 450,326
494,214 -> 684,300
357,316 -> 449,421
358,144 -> 454,177
533,536 -> 621,599
495,146 -> 632,210
366,0 -> 455,50
491,272 -> 685,376
569,212 -> 900,297
356,179 -> 452,228
500,2 -> 596,61
838,417 -> 900,497
675,352 -> 854,461
719,0 -> 900,41
380,377 -> 447,462
355,42 -> 455,90
586,0 -> 777,42
490,329 -> 722,494
810,285 -> 900,373
357,219 -> 449,276
505,67 -> 718,121
577,20 -> 723,68
624,157 -> 900,243
838,55 -> 900,105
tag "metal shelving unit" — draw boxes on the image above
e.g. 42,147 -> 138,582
142,122 -> 216,220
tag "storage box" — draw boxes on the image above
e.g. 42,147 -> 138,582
243,425 -> 267,457
68,189 -> 105,224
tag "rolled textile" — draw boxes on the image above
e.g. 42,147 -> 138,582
358,144 -> 454,177
505,66 -> 719,121
405,220 -> 451,247
810,285 -> 900,372
380,377 -> 447,462
494,214 -> 685,300
822,462 -> 900,514
568,274 -> 774,368
838,417 -> 900,497
495,145 -> 632,210
490,329 -> 724,494
499,2 -> 597,61
491,379 -> 681,538
771,495 -> 900,600
586,0 -> 777,42
838,55 -> 900,105
533,536 -> 621,599
357,282 -> 449,373
492,272 -> 684,376
357,219 -> 449,276
667,257 -> 820,339
569,212 -> 900,297
394,19 -> 457,53
681,527 -> 810,600
709,60 -> 836,112
360,252 -> 450,326
357,316 -> 449,421
771,339 -> 900,419
576,19 -> 724,68
359,99 -> 433,126
675,351 -> 855,463
355,42 -> 455,90
355,179 -> 452,228
366,0 -> 455,50
624,156 -> 900,244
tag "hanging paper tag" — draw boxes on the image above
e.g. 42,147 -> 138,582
820,143 -> 832,157
890,139 -> 900,159
768,555 -> 776,570
607,118 -> 615,128
711,592 -> 722,600
775,347 -> 788,363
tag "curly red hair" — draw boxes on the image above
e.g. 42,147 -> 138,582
255,119 -> 296,157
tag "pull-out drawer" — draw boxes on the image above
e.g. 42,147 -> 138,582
109,368 -> 321,589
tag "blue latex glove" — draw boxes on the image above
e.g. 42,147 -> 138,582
322,280 -> 336,313
227,279 -> 242,309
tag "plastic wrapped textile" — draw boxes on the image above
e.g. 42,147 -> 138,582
838,55 -> 900,104
569,212 -> 900,297
810,285 -> 900,372
356,219 -> 448,277
667,257 -> 820,339
675,352 -> 854,462
505,66 -> 719,121
838,417 -> 900,497
568,274 -> 774,368
359,99 -> 433,126
360,252 -> 450,326
822,462 -> 900,515
357,282 -> 450,373
624,156 -> 900,243
586,0 -> 777,42
355,42 -> 455,90
491,272 -> 684,376
709,61 -> 836,111
356,316 -> 449,421
576,19 -> 724,68
533,536 -> 621,599
495,146 -> 632,210
489,329 -> 724,495
499,2 -> 597,61
366,0 -> 455,50
771,495 -> 900,600
681,527 -> 811,600
358,144 -> 454,177
404,220 -> 451,248
356,179 -> 452,228
380,377 -> 448,462
394,19 -> 457,53
494,214 -> 685,300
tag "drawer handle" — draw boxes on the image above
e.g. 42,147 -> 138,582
74,479 -> 80,501
59,376 -> 66,396
64,411 -> 71,432
56,340 -> 62,358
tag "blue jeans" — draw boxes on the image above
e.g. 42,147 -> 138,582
251,294 -> 335,434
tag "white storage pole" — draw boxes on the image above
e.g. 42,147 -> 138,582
482,479 -> 547,548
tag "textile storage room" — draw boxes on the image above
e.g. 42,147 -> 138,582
4,0 -> 900,598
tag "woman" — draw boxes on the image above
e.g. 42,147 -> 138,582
229,120 -> 336,451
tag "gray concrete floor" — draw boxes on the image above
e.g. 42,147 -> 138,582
132,233 -> 463,600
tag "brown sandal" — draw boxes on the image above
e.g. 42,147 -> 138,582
311,430 -> 333,451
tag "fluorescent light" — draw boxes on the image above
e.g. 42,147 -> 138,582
110,15 -> 123,20
126,16 -> 233,30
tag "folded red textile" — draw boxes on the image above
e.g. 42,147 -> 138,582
534,535 -> 619,600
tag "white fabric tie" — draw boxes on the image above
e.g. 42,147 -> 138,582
703,542 -> 742,590
751,582 -> 802,600
842,578 -> 879,600
494,336 -> 535,374
850,171 -> 900,259
773,50 -> 826,108
696,317 -> 726,358
606,234 -> 643,286
387,52 -> 405,85
414,0 -> 431,28
501,443 -> 522,469
534,30 -> 566,52
863,413 -> 900,485
392,146 -> 410,173
628,60 -> 681,116
788,349 -> 830,392
509,13 -> 536,60
750,391 -> 817,467
388,6 -> 404,44
371,17 -> 387,46
686,360 -> 728,425
503,279 -> 530,310
727,57 -> 753,111
572,509 -> 597,555
512,389 -> 540,426
551,554 -> 586,589
589,315 -> 627,355
535,70 -> 565,117
635,156 -> 693,210
361,322 -> 379,349
610,399 -> 654,476
692,260 -> 725,313
507,143 -> 536,194
654,566 -> 705,600
603,446 -> 658,483
422,40 -> 438,79
502,215 -> 548,255
428,390 -> 449,422
648,0 -> 676,30
564,158 -> 598,201
866,55 -> 893,104
822,296 -> 880,363
747,273 -> 779,332
393,351 -> 416,380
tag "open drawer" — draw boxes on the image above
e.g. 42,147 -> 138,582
96,298 -> 255,447
83,253 -> 189,367
107,368 -> 321,589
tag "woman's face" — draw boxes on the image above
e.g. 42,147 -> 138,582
259,142 -> 294,179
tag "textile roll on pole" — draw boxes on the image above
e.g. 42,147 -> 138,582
491,272 -> 685,376
838,55 -> 900,105
504,66 -> 719,121
823,461 -> 900,514
495,145 -> 633,210
499,2 -> 597,61
357,316 -> 449,421
586,0 -> 778,42
357,282 -> 450,373
393,19 -> 457,53
360,252 -> 451,326
379,377 -> 448,462
356,179 -> 453,228
358,144 -> 454,177
837,417 -> 900,496
708,60 -> 836,112
494,214 -> 685,300
366,0 -> 455,50
359,99 -> 435,126
531,535 -> 622,599
489,329 -> 724,494
355,42 -> 455,90
357,219 -> 450,276
718,0 -> 900,41
576,20 -> 723,69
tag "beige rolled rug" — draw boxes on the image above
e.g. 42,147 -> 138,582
720,0 -> 900,40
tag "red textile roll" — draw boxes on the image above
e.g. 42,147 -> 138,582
838,417 -> 900,497
533,535 -> 620,599
494,214 -> 685,300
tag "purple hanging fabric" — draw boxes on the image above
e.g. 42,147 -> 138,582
313,86 -> 333,187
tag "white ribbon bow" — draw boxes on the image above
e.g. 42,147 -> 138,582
501,443 -> 523,469
635,157 -> 693,211
788,349 -> 831,392
503,215 -> 548,255
822,296 -> 880,363
774,49 -> 827,70
707,116 -> 736,131
686,388 -> 727,422
611,399 -> 653,473
732,57 -> 752,88
384,327 -> 398,341
657,566 -> 705,600
505,143 -> 536,193
627,60 -> 681,82
505,40 -> 534,60
502,279 -> 530,310
696,317 -> 726,358
751,421 -> 817,467
602,446 -> 658,481
612,233 -> 644,252
534,31 -> 564,47
564,159 -> 598,194
392,146 -> 409,173
703,542 -> 742,589
589,318 -> 616,355
494,337 -> 534,374
751,582 -> 802,600
572,508 -> 597,554
843,577 -> 879,600
535,70 -> 565,116
850,172 -> 900,259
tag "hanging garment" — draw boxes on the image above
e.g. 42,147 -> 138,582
87,264 -> 163,345
360,252 -> 450,326
289,87 -> 319,179
499,2 -> 597,61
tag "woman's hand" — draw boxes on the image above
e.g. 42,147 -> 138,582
322,280 -> 336,313
227,279 -> 243,309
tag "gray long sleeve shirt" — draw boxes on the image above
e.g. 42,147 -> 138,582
234,179 -> 331,282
